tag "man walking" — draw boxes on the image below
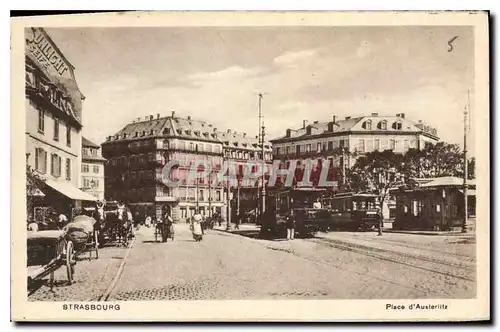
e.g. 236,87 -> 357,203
286,210 -> 296,240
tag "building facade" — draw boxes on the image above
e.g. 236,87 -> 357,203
220,129 -> 273,219
81,137 -> 106,200
101,112 -> 272,223
25,27 -> 95,220
270,113 -> 440,218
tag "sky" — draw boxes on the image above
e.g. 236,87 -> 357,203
45,26 -> 475,156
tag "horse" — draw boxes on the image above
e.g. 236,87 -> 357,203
115,204 -> 134,246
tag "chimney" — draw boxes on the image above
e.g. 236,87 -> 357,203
150,129 -> 154,135
243,133 -> 246,137
213,127 -> 217,132
371,113 -> 378,117
332,115 -> 337,123
123,133 -> 127,139
106,136 -> 111,141
157,113 -> 160,119
149,115 -> 153,121
135,131 -> 138,137
302,120 -> 308,129
171,110 -> 176,118
187,115 -> 191,120
345,116 -> 351,120
227,129 -> 231,133
286,129 -> 291,137
313,121 -> 319,124
137,117 -> 141,122
399,113 -> 405,119
142,130 -> 146,136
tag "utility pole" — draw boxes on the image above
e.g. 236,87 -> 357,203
259,93 -> 267,216
462,90 -> 470,233
207,155 -> 212,218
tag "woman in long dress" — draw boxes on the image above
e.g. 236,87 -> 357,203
191,210 -> 203,241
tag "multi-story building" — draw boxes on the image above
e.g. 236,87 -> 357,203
25,27 -> 95,220
219,129 -> 273,218
80,137 -> 106,200
270,113 -> 440,217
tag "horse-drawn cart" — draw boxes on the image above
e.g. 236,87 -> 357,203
27,216 -> 99,290
27,230 -> 76,288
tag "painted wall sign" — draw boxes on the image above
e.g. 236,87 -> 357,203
25,28 -> 71,78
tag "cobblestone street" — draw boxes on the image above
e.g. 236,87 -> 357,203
106,224 -> 476,300
27,223 -> 476,301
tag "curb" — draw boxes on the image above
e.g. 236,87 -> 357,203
384,230 -> 476,236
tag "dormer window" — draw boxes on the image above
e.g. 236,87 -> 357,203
362,120 -> 372,130
176,129 -> 182,135
142,131 -> 146,136
392,121 -> 402,130
306,125 -> 312,135
377,120 -> 388,130
327,122 -> 334,132
185,129 -> 191,135
163,128 -> 170,135
286,129 -> 292,137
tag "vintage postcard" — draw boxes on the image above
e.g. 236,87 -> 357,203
11,11 -> 490,322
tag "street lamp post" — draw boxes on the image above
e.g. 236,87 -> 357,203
462,91 -> 470,233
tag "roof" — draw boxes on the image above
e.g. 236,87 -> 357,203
420,176 -> 474,188
82,137 -> 100,148
104,114 -> 271,150
271,114 -> 439,142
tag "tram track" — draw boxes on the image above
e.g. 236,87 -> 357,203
310,237 -> 476,283
345,234 -> 476,260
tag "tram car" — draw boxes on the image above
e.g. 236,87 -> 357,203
259,187 -> 330,238
321,192 -> 382,231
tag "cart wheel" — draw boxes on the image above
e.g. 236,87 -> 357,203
66,241 -> 74,285
94,231 -> 99,259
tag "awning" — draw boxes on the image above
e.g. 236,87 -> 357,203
44,179 -> 97,201
155,196 -> 179,203
28,188 -> 45,197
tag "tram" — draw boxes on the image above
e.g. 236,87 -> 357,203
321,192 -> 382,231
258,187 -> 330,238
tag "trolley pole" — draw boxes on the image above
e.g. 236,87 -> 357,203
462,91 -> 470,233
258,93 -> 267,216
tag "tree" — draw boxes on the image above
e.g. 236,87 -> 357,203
402,142 -> 464,178
347,150 -> 405,233
26,164 -> 45,221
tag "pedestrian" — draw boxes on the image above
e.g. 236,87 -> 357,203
286,210 -> 296,240
193,209 -> 204,235
27,218 -> 38,232
145,215 -> 152,228
234,214 -> 240,230
58,212 -> 68,229
313,198 -> 322,209
164,211 -> 174,242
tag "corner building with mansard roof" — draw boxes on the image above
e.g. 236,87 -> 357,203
270,113 -> 439,218
101,111 -> 272,223
25,28 -> 96,220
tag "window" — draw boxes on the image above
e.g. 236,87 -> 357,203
199,189 -> 204,201
180,207 -> 187,219
276,147 -> 281,156
131,171 -> 136,179
286,146 -> 291,155
436,204 -> 441,213
306,144 -> 311,153
51,153 -> 62,177
37,109 -> 45,133
366,121 -> 372,130
82,164 -> 89,172
317,143 -> 322,153
381,139 -> 388,151
410,140 -> 417,149
374,139 -> 381,151
390,139 -> 396,150
392,122 -> 402,130
378,120 -> 387,130
357,139 -> 365,152
197,143 -> 203,152
66,125 -> 71,147
149,153 -> 154,161
65,159 -> 71,180
53,118 -> 59,141
93,165 -> 99,173
296,145 -> 301,155
216,190 -> 221,201
403,140 -> 410,151
35,148 -> 47,173
244,152 -> 249,159
190,142 -> 195,151
366,139 -> 374,152
238,151 -> 243,159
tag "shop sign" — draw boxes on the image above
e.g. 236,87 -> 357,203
25,28 -> 71,78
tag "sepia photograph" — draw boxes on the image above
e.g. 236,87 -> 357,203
11,11 -> 490,322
